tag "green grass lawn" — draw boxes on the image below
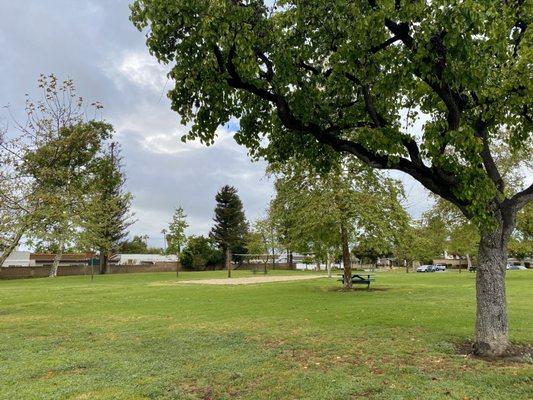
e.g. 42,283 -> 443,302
0,270 -> 531,400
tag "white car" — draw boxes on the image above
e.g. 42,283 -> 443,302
416,265 -> 431,272
434,264 -> 446,272
507,264 -> 527,270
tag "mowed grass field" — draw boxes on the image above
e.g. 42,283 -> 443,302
0,270 -> 531,400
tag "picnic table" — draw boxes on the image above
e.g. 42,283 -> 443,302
338,274 -> 375,289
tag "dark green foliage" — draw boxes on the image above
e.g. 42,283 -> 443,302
508,203 -> 533,259
180,235 -> 224,270
130,0 -> 532,227
118,235 -> 150,254
209,185 -> 248,254
22,120 -> 114,257
79,143 -> 133,262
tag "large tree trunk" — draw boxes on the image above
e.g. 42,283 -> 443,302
340,223 -> 352,289
288,250 -> 293,269
49,240 -> 65,278
0,227 -> 25,267
99,248 -> 107,274
474,215 -> 513,357
225,247 -> 231,278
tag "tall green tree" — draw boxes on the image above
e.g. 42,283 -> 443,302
269,182 -> 298,268
1,75 -> 111,276
166,206 -> 188,275
246,217 -> 279,273
167,207 -> 188,256
0,77 -> 104,269
78,142 -> 133,273
131,0 -> 532,356
351,176 -> 410,268
270,158 -> 409,287
24,121 -> 112,277
210,185 -> 248,277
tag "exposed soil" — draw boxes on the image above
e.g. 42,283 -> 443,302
176,274 -> 327,285
455,340 -> 533,363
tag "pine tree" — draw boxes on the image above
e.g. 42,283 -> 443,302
210,186 -> 247,278
80,142 -> 133,273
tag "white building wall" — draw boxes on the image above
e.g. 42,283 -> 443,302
111,254 -> 178,265
1,251 -> 35,267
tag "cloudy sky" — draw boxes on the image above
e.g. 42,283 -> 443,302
0,0 -> 432,248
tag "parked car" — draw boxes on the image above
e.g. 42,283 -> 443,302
507,264 -> 527,270
434,264 -> 447,272
416,265 -> 431,272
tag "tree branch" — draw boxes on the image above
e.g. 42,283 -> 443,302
344,73 -> 387,127
369,35 -> 402,54
509,182 -> 533,211
213,42 -> 469,214
370,4 -> 464,131
256,50 -> 274,82
474,118 -> 504,193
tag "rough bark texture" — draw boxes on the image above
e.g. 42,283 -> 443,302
0,228 -> 25,267
474,216 -> 512,356
340,223 -> 352,289
99,249 -> 107,274
225,247 -> 231,278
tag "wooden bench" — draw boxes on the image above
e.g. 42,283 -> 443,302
338,274 -> 375,289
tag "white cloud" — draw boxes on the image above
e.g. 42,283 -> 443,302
140,133 -> 194,155
129,121 -> 241,156
103,50 -> 169,93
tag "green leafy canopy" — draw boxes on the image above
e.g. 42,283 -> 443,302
131,0 -> 532,228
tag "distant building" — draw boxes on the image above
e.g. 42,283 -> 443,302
1,251 -> 35,267
109,254 -> 178,265
31,253 -> 97,267
276,252 -> 309,264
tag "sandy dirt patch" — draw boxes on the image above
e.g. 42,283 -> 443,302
176,274 -> 327,286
